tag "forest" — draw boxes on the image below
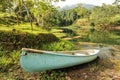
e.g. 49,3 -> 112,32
0,0 -> 120,80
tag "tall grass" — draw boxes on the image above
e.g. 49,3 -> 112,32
0,48 -> 20,72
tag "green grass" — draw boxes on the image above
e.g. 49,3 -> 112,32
0,23 -> 47,34
0,23 -> 67,38
0,12 -> 5,17
50,28 -> 68,38
0,49 -> 20,72
53,33 -> 67,38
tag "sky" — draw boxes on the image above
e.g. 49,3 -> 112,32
53,0 -> 115,7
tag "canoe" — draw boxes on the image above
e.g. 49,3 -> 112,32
20,48 -> 99,72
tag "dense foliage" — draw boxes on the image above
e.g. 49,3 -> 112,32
42,40 -> 74,51
0,31 -> 59,51
0,0 -> 119,31
0,0 -> 88,30
90,4 -> 120,31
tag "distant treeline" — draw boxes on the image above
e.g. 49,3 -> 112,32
0,0 -> 120,31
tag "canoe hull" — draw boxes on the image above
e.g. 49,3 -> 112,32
20,50 -> 98,72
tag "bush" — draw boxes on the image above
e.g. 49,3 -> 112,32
0,50 -> 20,72
0,31 -> 59,50
42,40 -> 74,51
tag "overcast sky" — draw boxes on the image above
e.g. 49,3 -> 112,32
53,0 -> 115,7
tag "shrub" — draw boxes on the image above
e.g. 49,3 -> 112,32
42,40 -> 74,51
0,31 -> 59,51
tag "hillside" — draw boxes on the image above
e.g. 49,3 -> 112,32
58,3 -> 96,10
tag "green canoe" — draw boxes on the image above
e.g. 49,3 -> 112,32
20,48 -> 99,72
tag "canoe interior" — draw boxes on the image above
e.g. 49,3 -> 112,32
22,48 -> 99,56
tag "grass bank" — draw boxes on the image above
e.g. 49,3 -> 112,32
0,30 -> 75,79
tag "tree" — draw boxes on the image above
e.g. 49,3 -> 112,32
113,0 -> 120,7
32,1 -> 57,30
75,4 -> 89,18
0,0 -> 65,30
90,4 -> 120,31
0,0 -> 13,12
21,0 -> 34,30
13,0 -> 34,28
55,9 -> 78,26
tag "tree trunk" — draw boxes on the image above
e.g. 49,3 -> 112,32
41,14 -> 44,29
36,14 -> 40,26
22,0 -> 33,31
16,13 -> 19,26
